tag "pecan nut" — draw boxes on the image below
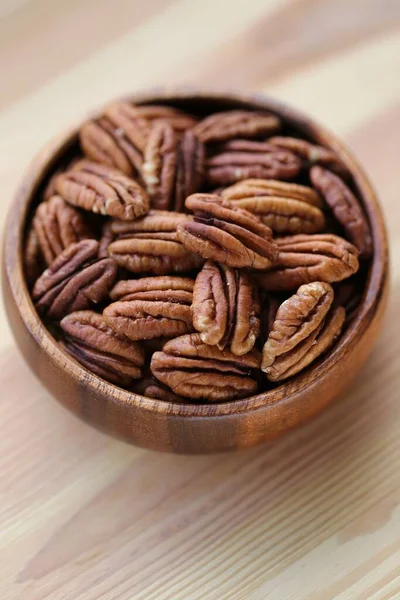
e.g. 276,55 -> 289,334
174,130 -> 205,212
268,136 -> 349,178
56,160 -> 149,221
192,261 -> 260,355
310,166 -> 372,258
100,102 -> 196,155
108,102 -> 197,133
60,310 -> 144,386
222,178 -> 323,207
141,121 -> 177,209
107,210 -> 203,274
151,333 -> 261,401
104,276 -> 194,340
104,102 -> 150,151
177,194 -> 278,269
257,233 -> 359,291
32,239 -> 117,320
206,140 -> 302,185
33,195 -> 92,265
262,282 -> 345,381
110,275 -> 194,301
192,110 -> 281,143
80,116 -> 143,177
221,179 -> 325,234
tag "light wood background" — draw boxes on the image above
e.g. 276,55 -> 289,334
1,1 -> 400,598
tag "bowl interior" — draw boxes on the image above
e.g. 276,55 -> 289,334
7,89 -> 388,419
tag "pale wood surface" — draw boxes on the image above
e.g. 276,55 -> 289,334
1,1 -> 400,598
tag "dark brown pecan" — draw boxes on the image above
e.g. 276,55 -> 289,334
108,210 -> 203,274
221,179 -> 325,234
221,178 -> 323,207
60,311 -> 144,386
80,117 -> 143,177
206,140 -> 302,186
192,261 -> 260,355
192,110 -> 281,143
141,121 -> 177,209
310,166 -> 372,258
177,194 -> 278,269
32,239 -> 117,320
24,228 -> 44,286
104,276 -> 194,340
130,377 -> 185,402
257,233 -> 359,291
268,136 -> 349,178
33,195 -> 92,265
56,160 -> 149,221
262,282 -> 345,381
174,130 -> 205,212
151,333 -> 261,401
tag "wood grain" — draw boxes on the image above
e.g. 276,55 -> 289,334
0,0 -> 399,598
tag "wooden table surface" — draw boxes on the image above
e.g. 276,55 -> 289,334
1,1 -> 400,598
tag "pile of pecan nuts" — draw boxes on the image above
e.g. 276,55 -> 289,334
25,101 -> 372,403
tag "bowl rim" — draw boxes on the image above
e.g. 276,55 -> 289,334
4,88 -> 389,419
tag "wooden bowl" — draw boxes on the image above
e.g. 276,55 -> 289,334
2,89 -> 389,454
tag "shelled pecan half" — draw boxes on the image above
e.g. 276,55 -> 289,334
33,195 -> 92,265
108,210 -> 203,274
206,140 -> 302,185
141,121 -> 178,209
60,310 -> 144,386
257,233 -> 359,291
174,130 -> 205,212
192,261 -> 260,355
222,178 -> 323,207
80,116 -> 143,177
268,136 -> 348,178
56,160 -> 149,220
32,239 -> 117,320
310,166 -> 372,258
104,102 -> 150,152
221,178 -> 325,234
177,194 -> 278,269
151,333 -> 261,401
108,102 -> 197,133
193,110 -> 281,143
104,276 -> 194,340
110,275 -> 194,301
262,282 -> 345,381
